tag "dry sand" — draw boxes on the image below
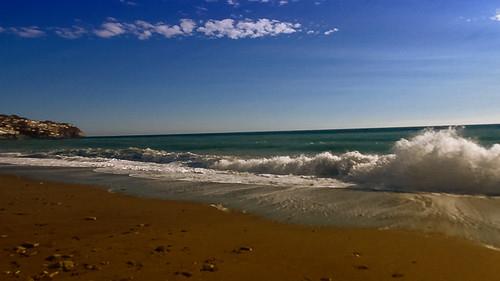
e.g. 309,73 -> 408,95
1,174 -> 500,281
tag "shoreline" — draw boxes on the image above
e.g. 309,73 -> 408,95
1,174 -> 500,280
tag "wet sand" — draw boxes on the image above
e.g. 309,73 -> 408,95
1,174 -> 500,281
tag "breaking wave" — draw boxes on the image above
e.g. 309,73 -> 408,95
213,129 -> 500,195
3,128 -> 500,195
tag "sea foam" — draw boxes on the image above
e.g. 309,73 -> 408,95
212,129 -> 500,195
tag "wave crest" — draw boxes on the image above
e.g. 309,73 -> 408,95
213,129 -> 500,195
213,151 -> 382,177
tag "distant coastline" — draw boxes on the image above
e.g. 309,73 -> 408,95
0,114 -> 84,140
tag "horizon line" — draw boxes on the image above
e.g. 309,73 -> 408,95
86,122 -> 500,138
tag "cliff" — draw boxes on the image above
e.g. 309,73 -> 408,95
0,114 -> 84,139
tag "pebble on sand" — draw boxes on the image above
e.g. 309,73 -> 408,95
153,245 -> 170,253
233,246 -> 253,254
201,262 -> 218,272
49,260 -> 75,271
21,242 -> 40,248
175,271 -> 193,277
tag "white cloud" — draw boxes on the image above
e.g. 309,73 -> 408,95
198,18 -> 300,39
2,17 -> 326,40
152,24 -> 184,38
128,20 -> 154,39
94,21 -> 126,38
10,26 -> 45,38
180,19 -> 197,34
491,10 -> 500,21
93,18 -> 197,39
324,28 -> 339,35
54,26 -> 87,39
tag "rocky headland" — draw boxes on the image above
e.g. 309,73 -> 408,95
0,114 -> 83,139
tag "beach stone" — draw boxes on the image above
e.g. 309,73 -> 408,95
85,216 -> 97,221
21,242 -> 39,248
355,265 -> 369,270
126,260 -> 143,269
84,264 -> 100,271
14,246 -> 27,255
201,262 -> 217,272
62,260 -> 75,271
233,246 -> 253,253
50,260 -> 75,271
154,245 -> 169,253
175,271 -> 192,278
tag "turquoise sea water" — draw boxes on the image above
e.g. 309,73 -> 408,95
2,125 -> 500,156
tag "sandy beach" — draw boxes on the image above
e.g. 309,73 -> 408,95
1,174 -> 500,281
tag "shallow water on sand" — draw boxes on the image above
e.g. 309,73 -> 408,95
3,164 -> 500,249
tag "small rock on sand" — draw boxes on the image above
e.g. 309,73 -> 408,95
61,260 -> 75,271
30,270 -> 59,280
84,264 -> 100,271
126,260 -> 143,269
233,246 -> 253,254
14,246 -> 27,255
355,265 -> 369,270
49,260 -> 75,271
201,262 -> 217,272
84,216 -> 97,221
153,245 -> 170,253
175,271 -> 193,277
21,242 -> 40,248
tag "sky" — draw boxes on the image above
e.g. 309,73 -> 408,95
1,0 -> 500,136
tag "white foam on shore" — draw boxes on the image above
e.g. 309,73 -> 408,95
0,155 -> 349,188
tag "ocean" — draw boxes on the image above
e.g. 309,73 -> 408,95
2,125 -> 500,247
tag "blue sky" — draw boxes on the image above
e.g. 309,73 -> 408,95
1,0 -> 500,135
